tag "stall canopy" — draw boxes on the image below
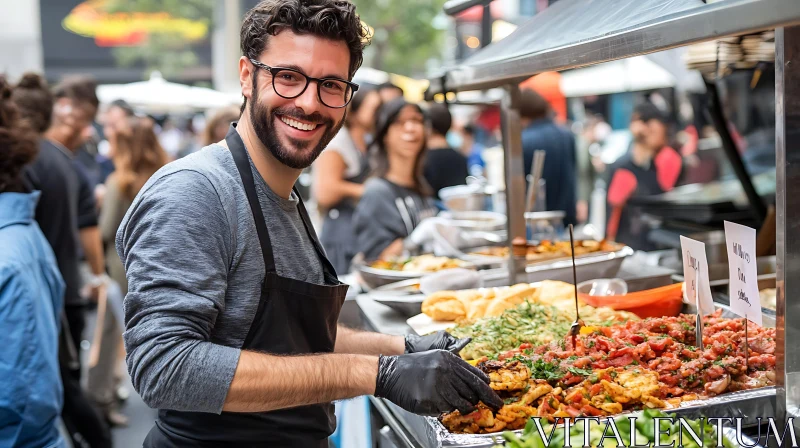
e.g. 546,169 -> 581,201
426,0 -> 800,98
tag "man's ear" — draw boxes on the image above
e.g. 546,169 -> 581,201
239,56 -> 253,102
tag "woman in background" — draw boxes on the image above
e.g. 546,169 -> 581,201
0,77 -> 66,448
202,106 -> 241,147
101,116 -> 168,293
313,85 -> 382,274
94,116 -> 167,424
353,98 -> 437,261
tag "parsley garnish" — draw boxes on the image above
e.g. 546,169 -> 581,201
530,359 -> 565,381
567,366 -> 593,376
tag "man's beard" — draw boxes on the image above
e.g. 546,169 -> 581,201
249,73 -> 344,169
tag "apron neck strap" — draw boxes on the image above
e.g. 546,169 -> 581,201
293,186 -> 343,281
226,124 -> 277,274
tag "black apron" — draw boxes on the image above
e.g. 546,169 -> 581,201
143,127 -> 349,447
319,141 -> 370,274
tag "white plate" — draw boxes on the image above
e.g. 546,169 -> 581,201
406,313 -> 456,335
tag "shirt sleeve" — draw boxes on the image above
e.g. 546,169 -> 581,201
73,162 -> 98,229
353,182 -> 406,261
116,170 -> 240,413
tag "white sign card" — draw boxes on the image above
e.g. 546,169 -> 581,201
680,236 -> 716,316
724,221 -> 763,326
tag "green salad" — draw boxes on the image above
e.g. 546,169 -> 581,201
450,301 -> 571,360
499,409 -> 737,448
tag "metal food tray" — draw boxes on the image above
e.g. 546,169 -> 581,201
515,245 -> 633,285
383,400 -> 766,448
354,261 -> 478,290
463,244 -> 629,267
390,302 -> 774,447
458,246 -> 634,286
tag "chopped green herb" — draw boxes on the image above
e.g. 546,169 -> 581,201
567,366 -> 593,377
529,359 -> 565,381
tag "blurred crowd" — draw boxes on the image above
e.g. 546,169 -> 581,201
0,71 -> 251,448
309,81 -> 698,274
0,66 -> 696,447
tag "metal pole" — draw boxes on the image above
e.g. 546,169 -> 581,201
775,25 -> 800,430
704,79 -> 768,224
212,0 -> 242,93
500,85 -> 526,285
480,3 -> 492,48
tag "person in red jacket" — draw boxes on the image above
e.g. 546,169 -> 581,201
606,103 -> 682,250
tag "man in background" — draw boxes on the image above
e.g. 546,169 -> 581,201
460,123 -> 485,177
606,103 -> 682,250
423,103 -> 469,200
18,74 -> 113,446
519,88 -> 577,225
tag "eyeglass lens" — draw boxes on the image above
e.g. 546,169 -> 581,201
272,69 -> 353,108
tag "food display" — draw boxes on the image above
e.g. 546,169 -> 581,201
500,409 -> 737,448
449,300 -> 636,360
421,280 -> 635,323
441,310 -> 775,434
470,239 -> 623,262
369,254 -> 466,272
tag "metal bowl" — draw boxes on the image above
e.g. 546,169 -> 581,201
368,279 -> 425,317
439,184 -> 492,211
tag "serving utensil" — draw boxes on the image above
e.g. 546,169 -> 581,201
525,150 -> 545,213
693,264 -> 705,348
568,224 -> 584,348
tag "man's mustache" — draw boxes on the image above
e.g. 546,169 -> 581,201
272,107 -> 331,126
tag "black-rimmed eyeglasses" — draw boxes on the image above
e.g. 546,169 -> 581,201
249,58 -> 359,109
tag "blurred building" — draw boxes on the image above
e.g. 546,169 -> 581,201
0,0 -> 43,79
0,0 -> 258,92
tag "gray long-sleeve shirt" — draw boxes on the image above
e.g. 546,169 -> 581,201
116,142 -> 325,413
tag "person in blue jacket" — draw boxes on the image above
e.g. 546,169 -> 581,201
0,78 -> 66,448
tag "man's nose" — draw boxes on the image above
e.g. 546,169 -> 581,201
293,82 -> 323,117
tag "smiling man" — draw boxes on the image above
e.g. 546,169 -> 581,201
117,1 -> 501,446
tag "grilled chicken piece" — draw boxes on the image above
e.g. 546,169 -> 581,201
480,360 -> 530,391
704,374 -> 731,395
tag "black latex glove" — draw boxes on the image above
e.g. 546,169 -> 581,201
404,331 -> 471,354
374,350 -> 503,416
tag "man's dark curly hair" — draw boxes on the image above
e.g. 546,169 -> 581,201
0,77 -> 38,193
11,73 -> 53,134
53,75 -> 99,117
240,0 -> 369,112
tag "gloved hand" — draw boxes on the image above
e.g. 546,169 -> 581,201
374,350 -> 503,416
404,330 -> 471,355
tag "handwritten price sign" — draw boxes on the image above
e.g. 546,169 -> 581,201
724,221 -> 762,326
680,236 -> 715,316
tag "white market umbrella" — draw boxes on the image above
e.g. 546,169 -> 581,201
97,71 -> 239,113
